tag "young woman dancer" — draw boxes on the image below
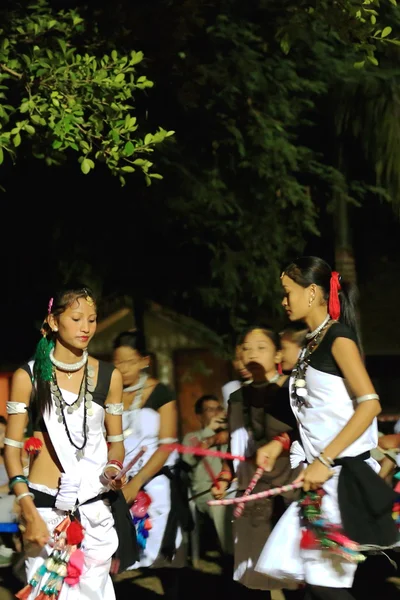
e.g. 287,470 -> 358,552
212,325 -> 303,599
113,330 -> 190,599
5,285 -> 134,600
255,257 -> 398,600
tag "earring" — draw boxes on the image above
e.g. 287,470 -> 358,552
53,327 -> 58,332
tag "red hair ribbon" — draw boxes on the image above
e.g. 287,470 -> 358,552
329,271 -> 341,320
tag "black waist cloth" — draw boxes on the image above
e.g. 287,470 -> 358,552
29,487 -> 138,573
157,466 -> 194,560
335,452 -> 398,547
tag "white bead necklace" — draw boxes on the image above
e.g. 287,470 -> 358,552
305,315 -> 331,339
49,348 -> 88,378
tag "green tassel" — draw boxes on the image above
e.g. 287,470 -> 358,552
33,336 -> 55,382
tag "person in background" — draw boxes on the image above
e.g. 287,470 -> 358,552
222,345 -> 252,407
182,395 -> 233,557
280,327 -> 308,374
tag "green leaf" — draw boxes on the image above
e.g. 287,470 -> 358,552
20,102 -> 30,113
13,133 -> 21,147
121,166 -> 135,172
381,27 -> 392,38
81,158 -> 91,174
0,147 -> 3,165
130,51 -> 144,65
111,50 -> 118,61
52,140 -> 62,149
115,73 -> 125,83
149,173 -> 163,180
124,141 -> 135,156
367,55 -> 379,65
370,15 -> 376,25
389,0 -> 397,6
24,124 -> 35,135
144,133 -> 153,145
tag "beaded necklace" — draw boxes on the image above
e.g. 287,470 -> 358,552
292,319 -> 333,407
50,364 -> 96,460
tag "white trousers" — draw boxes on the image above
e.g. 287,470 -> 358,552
24,499 -> 118,600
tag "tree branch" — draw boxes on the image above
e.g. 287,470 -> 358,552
0,64 -> 22,79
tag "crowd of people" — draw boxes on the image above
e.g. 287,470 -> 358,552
1,256 -> 400,600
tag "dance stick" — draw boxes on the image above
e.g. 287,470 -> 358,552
208,481 -> 303,507
233,466 -> 264,518
378,415 -> 400,422
159,443 -> 246,462
114,446 -> 147,481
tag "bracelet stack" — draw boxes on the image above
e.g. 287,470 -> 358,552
273,433 -> 291,452
9,475 -> 29,492
317,453 -> 334,469
103,460 -> 123,478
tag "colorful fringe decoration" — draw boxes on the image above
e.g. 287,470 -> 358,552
16,516 -> 85,599
299,489 -> 365,564
130,491 -> 152,551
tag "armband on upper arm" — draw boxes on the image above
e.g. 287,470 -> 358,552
105,403 -> 123,415
7,402 -> 27,415
356,394 -> 379,404
5,438 -> 24,449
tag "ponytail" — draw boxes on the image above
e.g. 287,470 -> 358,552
338,279 -> 363,353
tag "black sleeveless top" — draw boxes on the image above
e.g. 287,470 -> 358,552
21,360 -> 115,432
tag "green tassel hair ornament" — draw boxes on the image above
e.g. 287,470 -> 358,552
33,333 -> 55,383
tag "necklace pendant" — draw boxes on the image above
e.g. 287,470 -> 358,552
66,372 -> 73,380
295,378 -> 306,388
76,449 -> 84,460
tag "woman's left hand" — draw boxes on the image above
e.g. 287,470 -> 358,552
122,476 -> 141,505
293,460 -> 334,492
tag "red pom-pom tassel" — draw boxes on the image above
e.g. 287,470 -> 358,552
66,520 -> 85,546
23,436 -> 43,456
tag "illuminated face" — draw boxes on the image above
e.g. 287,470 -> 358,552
113,346 -> 149,387
281,275 -> 312,321
241,330 -> 280,376
52,297 -> 97,351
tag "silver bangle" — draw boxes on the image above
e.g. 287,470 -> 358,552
356,393 -> 380,404
320,453 -> 334,466
5,438 -> 24,449
105,403 -> 124,415
16,492 -> 35,504
107,434 -> 124,443
159,438 -> 178,445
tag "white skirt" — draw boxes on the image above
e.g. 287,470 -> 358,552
256,466 -> 367,588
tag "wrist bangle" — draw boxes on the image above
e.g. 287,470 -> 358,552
107,460 -> 123,469
16,492 -> 35,504
273,433 -> 290,452
9,475 -> 29,491
103,463 -> 122,478
320,453 -> 334,466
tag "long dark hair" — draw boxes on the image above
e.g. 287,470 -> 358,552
33,284 -> 97,418
283,256 -> 361,349
113,330 -> 148,356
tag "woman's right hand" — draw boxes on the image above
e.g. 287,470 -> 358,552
211,480 -> 229,500
22,514 -> 50,548
256,440 -> 284,472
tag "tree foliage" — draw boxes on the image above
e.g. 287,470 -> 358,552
0,0 -> 173,184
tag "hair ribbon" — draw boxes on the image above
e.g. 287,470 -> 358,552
329,272 -> 341,320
